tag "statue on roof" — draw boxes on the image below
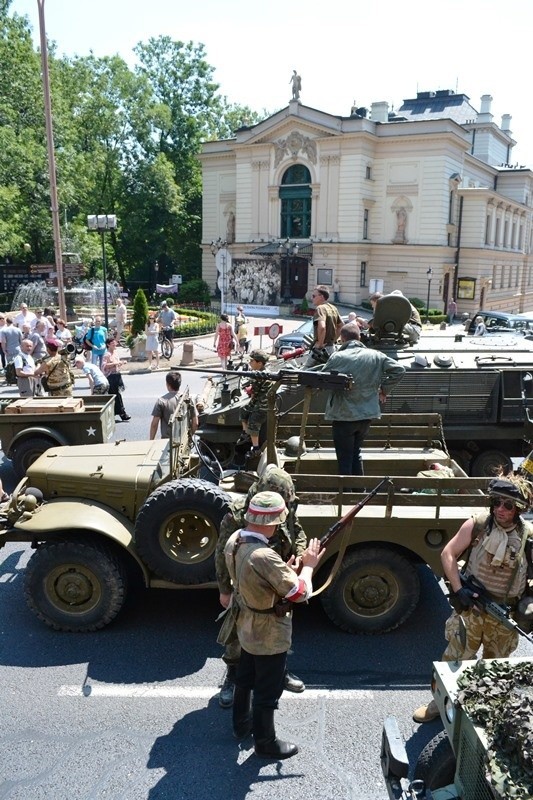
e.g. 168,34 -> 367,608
290,70 -> 301,101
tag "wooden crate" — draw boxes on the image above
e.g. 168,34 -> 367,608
5,398 -> 85,414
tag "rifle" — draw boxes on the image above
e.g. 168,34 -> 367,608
455,573 -> 533,644
274,477 -> 391,616
181,366 -> 353,391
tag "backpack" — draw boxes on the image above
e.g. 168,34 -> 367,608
5,361 -> 17,385
83,327 -> 94,350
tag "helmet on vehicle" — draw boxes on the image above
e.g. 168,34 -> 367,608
284,436 -> 306,457
256,464 -> 297,503
245,491 -> 288,525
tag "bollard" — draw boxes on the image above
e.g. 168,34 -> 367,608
440,321 -> 447,330
180,341 -> 195,366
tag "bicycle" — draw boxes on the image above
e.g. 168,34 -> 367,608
158,328 -> 173,360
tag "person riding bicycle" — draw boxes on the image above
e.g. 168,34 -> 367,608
157,301 -> 177,344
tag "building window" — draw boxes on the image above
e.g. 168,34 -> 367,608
495,218 -> 501,247
485,215 -> 491,245
360,261 -> 367,287
279,165 -> 311,238
363,209 -> 369,240
448,191 -> 454,223
365,165 -> 372,180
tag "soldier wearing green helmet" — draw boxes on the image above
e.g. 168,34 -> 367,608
223,489 -> 324,759
216,464 -> 308,708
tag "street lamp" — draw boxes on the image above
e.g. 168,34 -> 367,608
87,214 -> 117,328
278,239 -> 299,303
153,260 -> 159,300
425,267 -> 433,324
210,238 -> 228,314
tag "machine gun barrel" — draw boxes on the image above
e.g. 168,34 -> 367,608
180,366 -> 353,390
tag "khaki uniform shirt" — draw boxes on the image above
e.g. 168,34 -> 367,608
312,302 -> 342,346
224,530 -> 299,655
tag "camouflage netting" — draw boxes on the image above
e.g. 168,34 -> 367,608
457,660 -> 533,799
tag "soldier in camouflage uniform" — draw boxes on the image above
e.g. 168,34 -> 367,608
215,464 -> 308,707
223,490 -> 324,759
237,349 -> 272,455
413,475 -> 533,723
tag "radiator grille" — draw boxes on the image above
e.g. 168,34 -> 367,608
456,728 -> 495,800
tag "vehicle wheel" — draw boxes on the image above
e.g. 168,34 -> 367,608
413,730 -> 456,790
470,449 -> 512,477
24,540 -> 127,632
134,478 -> 231,583
12,436 -> 57,479
320,546 -> 420,634
160,337 -> 173,360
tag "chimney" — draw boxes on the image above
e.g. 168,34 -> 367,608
371,101 -> 389,123
477,94 -> 493,123
501,114 -> 512,134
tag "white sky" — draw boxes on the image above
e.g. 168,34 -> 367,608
11,0 -> 533,167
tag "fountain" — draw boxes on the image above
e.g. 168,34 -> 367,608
11,280 -> 122,322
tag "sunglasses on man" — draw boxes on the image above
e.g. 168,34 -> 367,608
491,498 -> 516,511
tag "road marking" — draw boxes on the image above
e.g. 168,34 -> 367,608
58,685 -> 375,699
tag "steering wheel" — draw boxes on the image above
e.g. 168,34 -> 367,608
193,436 -> 224,482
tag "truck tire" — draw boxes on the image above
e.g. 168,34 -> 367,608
12,435 -> 56,479
24,540 -> 127,632
134,478 -> 230,584
320,546 -> 420,634
471,449 -> 512,477
413,730 -> 456,789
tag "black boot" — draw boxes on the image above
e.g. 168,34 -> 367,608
232,686 -> 252,739
253,707 -> 298,760
219,664 -> 237,708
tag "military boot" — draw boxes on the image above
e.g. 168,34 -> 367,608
412,699 -> 440,724
232,686 -> 252,739
253,708 -> 298,760
284,670 -> 305,693
219,665 -> 237,708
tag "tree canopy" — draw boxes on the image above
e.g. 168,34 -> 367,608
0,4 -> 265,290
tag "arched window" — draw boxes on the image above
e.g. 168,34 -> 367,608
279,165 -> 311,238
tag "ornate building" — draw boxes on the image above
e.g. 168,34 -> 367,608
199,89 -> 533,315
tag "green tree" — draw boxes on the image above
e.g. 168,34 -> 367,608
131,288 -> 148,336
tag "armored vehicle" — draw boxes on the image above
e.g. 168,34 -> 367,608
0,363 -> 493,635
381,656 -> 533,800
0,395 -> 116,479
197,294 -> 533,476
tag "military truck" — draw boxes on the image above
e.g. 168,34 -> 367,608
197,295 -> 533,476
0,365 -> 493,634
381,656 -> 533,799
0,395 -> 116,479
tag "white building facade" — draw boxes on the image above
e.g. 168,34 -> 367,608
199,90 -> 533,316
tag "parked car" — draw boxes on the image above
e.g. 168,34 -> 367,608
273,314 -> 349,354
466,310 -> 533,334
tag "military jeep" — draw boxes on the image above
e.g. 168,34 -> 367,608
0,361 -> 496,635
381,657 -> 533,799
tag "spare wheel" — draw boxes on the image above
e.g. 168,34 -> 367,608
134,478 -> 231,584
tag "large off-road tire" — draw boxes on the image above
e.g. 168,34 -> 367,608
24,540 -> 127,632
470,449 -> 512,477
413,730 -> 456,790
12,435 -> 57,479
134,478 -> 230,584
320,546 -> 420,634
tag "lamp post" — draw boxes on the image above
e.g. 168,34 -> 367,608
210,238 -> 228,314
425,267 -> 433,324
278,239 -> 299,303
153,260 -> 159,300
87,215 -> 117,328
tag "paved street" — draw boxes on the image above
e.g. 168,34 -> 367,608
1,310 -> 532,799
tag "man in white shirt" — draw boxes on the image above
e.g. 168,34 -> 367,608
14,339 -> 36,397
14,303 -> 36,329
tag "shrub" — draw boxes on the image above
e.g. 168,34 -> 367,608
131,288 -> 149,336
178,279 -> 211,304
409,297 -> 426,310
300,296 -> 309,312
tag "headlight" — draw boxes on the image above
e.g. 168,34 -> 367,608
445,697 -> 455,724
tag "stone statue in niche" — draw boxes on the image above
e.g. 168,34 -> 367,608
393,207 -> 408,244
226,211 -> 235,244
